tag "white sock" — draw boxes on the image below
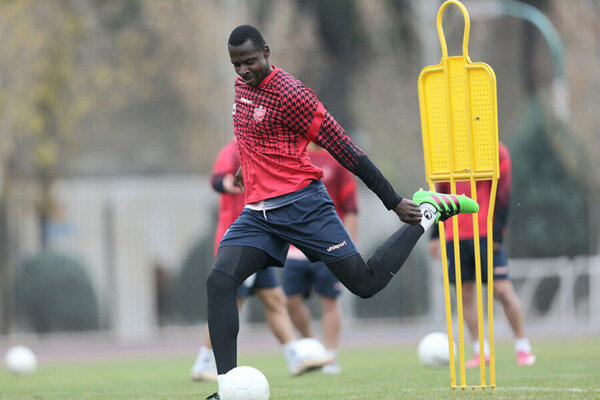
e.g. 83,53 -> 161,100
198,346 -> 212,359
473,340 -> 490,356
514,337 -> 532,353
194,346 -> 214,367
327,349 -> 337,361
283,340 -> 298,364
217,374 -> 225,393
419,203 -> 438,231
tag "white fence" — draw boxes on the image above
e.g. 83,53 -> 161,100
5,177 -> 600,338
427,255 -> 600,337
7,177 -> 215,337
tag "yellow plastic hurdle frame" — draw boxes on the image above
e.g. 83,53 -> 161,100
417,0 -> 499,392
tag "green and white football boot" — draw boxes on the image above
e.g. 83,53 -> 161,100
412,189 -> 479,223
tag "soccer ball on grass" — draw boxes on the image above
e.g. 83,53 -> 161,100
220,366 -> 269,400
417,332 -> 456,367
4,345 -> 38,375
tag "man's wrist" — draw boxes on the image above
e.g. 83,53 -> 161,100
355,156 -> 402,210
211,174 -> 226,193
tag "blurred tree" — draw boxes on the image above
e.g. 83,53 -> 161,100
516,0 -> 599,254
294,0 -> 364,129
173,235 -> 214,324
0,0 -> 86,332
509,99 -> 589,257
351,0 -> 424,190
0,0 -> 174,332
14,251 -> 99,333
551,0 -> 600,253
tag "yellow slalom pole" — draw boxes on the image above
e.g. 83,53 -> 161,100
430,181 -> 457,389
418,0 -> 500,391
488,178 -> 499,390
450,179 -> 466,390
470,178 -> 487,388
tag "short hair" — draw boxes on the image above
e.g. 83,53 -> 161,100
228,25 -> 266,50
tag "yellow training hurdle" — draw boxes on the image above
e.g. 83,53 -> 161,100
417,0 -> 499,391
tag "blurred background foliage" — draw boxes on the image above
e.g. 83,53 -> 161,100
0,0 -> 598,257
14,251 -> 99,332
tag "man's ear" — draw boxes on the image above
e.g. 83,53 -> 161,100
263,45 -> 270,59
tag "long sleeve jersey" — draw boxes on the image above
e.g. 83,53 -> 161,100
232,66 -> 400,210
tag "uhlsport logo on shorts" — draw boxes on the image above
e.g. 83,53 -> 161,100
327,241 -> 347,252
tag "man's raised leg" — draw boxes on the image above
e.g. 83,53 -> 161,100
326,190 -> 479,298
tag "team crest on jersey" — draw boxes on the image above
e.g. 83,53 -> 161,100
253,106 -> 266,123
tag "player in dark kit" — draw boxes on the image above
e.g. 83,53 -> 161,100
205,25 -> 480,399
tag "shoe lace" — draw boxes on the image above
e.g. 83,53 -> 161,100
437,195 -> 461,221
438,209 -> 454,222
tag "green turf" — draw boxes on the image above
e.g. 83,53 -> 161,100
1,336 -> 599,399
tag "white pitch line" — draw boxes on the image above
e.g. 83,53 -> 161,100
504,387 -> 600,393
399,387 -> 600,393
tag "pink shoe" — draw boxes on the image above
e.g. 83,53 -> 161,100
466,354 -> 490,369
517,351 -> 536,366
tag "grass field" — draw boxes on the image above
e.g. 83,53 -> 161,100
2,336 -> 599,400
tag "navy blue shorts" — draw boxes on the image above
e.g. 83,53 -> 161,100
446,238 -> 509,284
283,258 -> 342,299
237,267 -> 279,297
219,181 -> 358,267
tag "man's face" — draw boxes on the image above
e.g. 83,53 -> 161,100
228,39 -> 271,88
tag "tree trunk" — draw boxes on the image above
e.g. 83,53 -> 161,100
0,199 -> 12,335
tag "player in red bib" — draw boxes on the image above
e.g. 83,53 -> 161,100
192,139 -> 331,382
283,143 -> 359,374
429,142 -> 535,368
205,25 -> 480,400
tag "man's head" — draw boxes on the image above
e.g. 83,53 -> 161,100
228,25 -> 272,88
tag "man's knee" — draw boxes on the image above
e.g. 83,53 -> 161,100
333,276 -> 375,299
493,280 -> 513,301
328,254 -> 377,299
351,285 -> 376,299
206,268 -> 237,299
259,288 -> 287,313
286,294 -> 304,312
461,282 -> 476,304
320,297 -> 340,313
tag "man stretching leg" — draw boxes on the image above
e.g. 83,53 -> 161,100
204,25 -> 479,399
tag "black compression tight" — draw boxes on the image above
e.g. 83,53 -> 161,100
207,223 -> 424,374
327,223 -> 424,298
207,246 -> 270,375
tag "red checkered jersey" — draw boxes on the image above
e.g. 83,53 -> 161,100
232,66 -> 364,204
211,140 -> 245,256
437,142 -> 511,241
308,146 -> 358,220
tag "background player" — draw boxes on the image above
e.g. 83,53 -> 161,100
283,142 -> 358,375
428,141 -> 535,367
191,139 -> 331,382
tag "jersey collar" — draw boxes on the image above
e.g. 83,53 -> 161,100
235,66 -> 279,89
257,65 -> 279,88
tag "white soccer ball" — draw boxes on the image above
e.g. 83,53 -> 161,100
4,345 -> 38,375
220,366 -> 269,400
417,332 -> 456,367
